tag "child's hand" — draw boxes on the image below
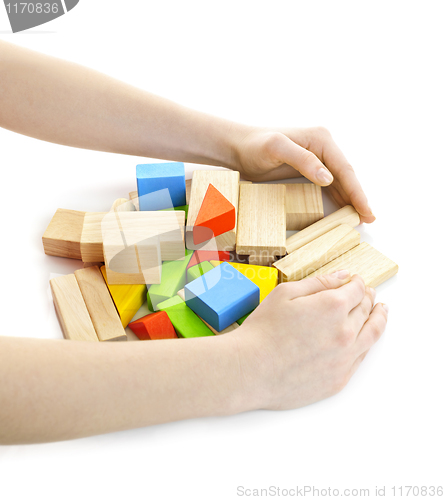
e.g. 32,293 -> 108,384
229,271 -> 388,410
233,127 -> 375,223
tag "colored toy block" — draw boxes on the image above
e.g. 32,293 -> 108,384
186,170 -> 240,251
128,191 -> 139,210
285,184 -> 324,231
306,242 -> 398,288
137,162 -> 186,211
43,208 -> 85,260
148,249 -> 194,310
187,250 -> 231,270
210,261 -> 278,302
286,205 -> 360,254
128,311 -> 177,340
236,184 -> 286,261
184,262 -> 260,332
187,261 -> 214,283
111,198 -> 136,212
74,266 -> 127,341
100,266 -> 146,328
274,224 -> 360,282
157,295 -> 214,338
237,313 -> 250,325
193,184 -> 236,245
50,274 -> 98,341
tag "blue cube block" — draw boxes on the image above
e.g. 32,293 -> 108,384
137,162 -> 186,211
184,262 -> 260,331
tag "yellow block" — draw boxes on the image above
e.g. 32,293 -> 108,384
100,266 -> 146,327
210,261 -> 278,302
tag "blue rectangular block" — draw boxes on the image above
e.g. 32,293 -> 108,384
137,162 -> 186,211
184,262 -> 259,331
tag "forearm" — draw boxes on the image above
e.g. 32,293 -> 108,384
0,41 -> 248,168
0,334 -> 246,445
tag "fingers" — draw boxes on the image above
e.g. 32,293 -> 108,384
322,274 -> 367,313
355,303 -> 389,355
273,134 -> 334,187
281,270 -> 352,300
348,286 -> 376,332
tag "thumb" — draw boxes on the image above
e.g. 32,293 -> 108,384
283,270 -> 351,300
275,134 -> 334,186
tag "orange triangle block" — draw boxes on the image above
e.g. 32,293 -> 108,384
193,184 -> 236,244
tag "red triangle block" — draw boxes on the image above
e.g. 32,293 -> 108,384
193,184 -> 236,245
128,311 -> 177,340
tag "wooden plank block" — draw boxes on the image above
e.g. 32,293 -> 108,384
111,198 -> 136,212
43,209 -> 85,260
274,224 -> 360,282
128,311 -> 177,340
129,191 -> 139,210
186,170 -> 240,251
100,266 -> 147,328
286,205 -> 360,254
81,212 -> 107,263
50,274 -> 98,342
248,254 -> 275,266
74,266 -> 127,341
285,184 -> 324,230
185,179 -> 192,204
83,261 -> 104,268
236,184 -> 286,258
306,242 -> 398,287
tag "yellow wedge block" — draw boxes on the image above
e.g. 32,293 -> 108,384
210,261 -> 278,302
100,266 -> 146,328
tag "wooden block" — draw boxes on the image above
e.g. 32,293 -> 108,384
285,184 -> 324,230
286,205 -> 360,254
129,191 -> 139,210
157,295 -> 214,338
111,198 -> 136,212
186,170 -> 240,251
50,274 -> 98,341
274,224 -> 360,282
81,212 -> 107,262
193,184 -> 236,245
160,205 -> 189,222
248,254 -> 275,266
187,261 -> 214,283
306,242 -> 398,287
236,184 -> 286,258
100,266 -> 147,327
184,262 -> 260,331
148,249 -> 194,310
210,261 -> 278,302
185,179 -> 192,204
74,266 -> 127,341
128,311 -> 177,340
43,209 -> 85,260
187,250 -> 231,270
83,261 -> 104,268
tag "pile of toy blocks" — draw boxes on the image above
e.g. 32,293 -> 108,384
43,162 -> 398,342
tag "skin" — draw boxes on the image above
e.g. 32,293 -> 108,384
0,41 -> 387,445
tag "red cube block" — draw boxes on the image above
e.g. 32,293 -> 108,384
128,311 -> 178,340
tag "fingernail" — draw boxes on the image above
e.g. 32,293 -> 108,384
317,168 -> 333,184
382,303 -> 389,313
331,269 -> 349,279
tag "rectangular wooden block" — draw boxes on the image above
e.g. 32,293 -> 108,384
81,212 -> 107,263
185,178 -> 192,204
186,170 -> 240,251
285,183 -> 324,230
43,209 -> 85,260
306,242 -> 398,287
274,224 -> 360,282
129,191 -> 139,210
286,205 -> 360,254
236,184 -> 286,258
50,274 -> 98,341
74,266 -> 127,341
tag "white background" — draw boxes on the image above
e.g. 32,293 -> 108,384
1,1 -> 444,499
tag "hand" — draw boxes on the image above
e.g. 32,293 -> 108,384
232,127 -> 375,223
229,271 -> 388,410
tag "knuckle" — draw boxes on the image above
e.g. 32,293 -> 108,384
311,126 -> 331,139
262,132 -> 285,157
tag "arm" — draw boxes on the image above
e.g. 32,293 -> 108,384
0,40 -> 374,222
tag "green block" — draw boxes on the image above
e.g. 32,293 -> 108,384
160,205 -> 189,220
148,249 -> 194,310
237,312 -> 251,325
187,261 -> 214,283
146,286 -> 154,312
158,296 -> 214,338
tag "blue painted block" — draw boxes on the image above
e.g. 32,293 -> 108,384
184,262 -> 259,332
137,162 -> 186,211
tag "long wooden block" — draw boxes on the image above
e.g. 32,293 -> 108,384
74,266 -> 127,341
186,170 -> 240,251
185,179 -> 192,204
81,212 -> 107,262
43,209 -> 85,260
236,184 -> 286,258
274,224 -> 360,282
306,242 -> 398,287
286,205 -> 360,254
50,274 -> 98,341
285,184 -> 324,230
